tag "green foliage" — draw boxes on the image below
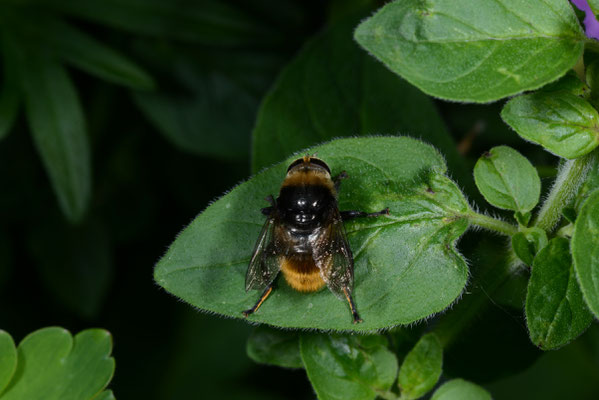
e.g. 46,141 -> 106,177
525,238 -> 593,350
431,379 -> 491,400
246,326 -> 302,369
397,333 -> 442,400
0,327 -> 115,400
252,14 -> 466,183
154,137 -> 470,331
511,228 -> 548,266
16,46 -> 91,223
0,331 -> 17,393
572,189 -> 599,318
354,0 -> 585,102
473,146 -> 541,213
44,18 -> 154,90
300,334 -> 397,400
501,91 -> 599,159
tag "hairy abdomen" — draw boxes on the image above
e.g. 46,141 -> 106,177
281,255 -> 325,292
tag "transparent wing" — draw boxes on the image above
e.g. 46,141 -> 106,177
245,217 -> 282,291
313,210 -> 354,300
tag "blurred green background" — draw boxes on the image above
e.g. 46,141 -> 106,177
1,0 -> 598,399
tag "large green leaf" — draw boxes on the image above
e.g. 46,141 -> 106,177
431,379 -> 491,400
354,0 -> 586,103
95,391 -> 115,400
300,334 -> 397,400
572,189 -> 599,318
0,331 -> 17,394
14,40 -> 91,223
525,237 -> 593,350
473,146 -> 541,212
0,327 -> 114,400
501,91 -> 599,159
246,326 -> 302,369
45,18 -> 154,90
154,137 -> 470,331
398,333 -> 443,400
252,15 -> 466,184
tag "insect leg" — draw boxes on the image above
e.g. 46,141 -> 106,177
343,288 -> 363,324
333,171 -> 348,192
261,195 -> 276,216
242,283 -> 274,317
340,208 -> 390,221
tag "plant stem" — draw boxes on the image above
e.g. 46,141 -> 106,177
533,151 -> 595,232
464,211 -> 518,237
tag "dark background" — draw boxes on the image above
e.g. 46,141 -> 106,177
1,0 -> 598,399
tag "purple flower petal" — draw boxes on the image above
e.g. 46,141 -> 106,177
572,0 -> 599,40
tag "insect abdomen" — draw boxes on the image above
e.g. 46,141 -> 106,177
281,255 -> 325,292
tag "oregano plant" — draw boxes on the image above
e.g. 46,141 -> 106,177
154,1 -> 599,399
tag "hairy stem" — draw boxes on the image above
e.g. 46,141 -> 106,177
464,211 -> 518,236
533,151 -> 595,232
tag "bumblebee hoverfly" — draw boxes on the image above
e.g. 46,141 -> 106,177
242,155 -> 389,323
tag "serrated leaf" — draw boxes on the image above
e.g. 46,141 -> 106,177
431,379 -> 491,400
526,237 -> 593,350
252,14 -> 466,183
246,326 -> 302,369
154,137 -> 470,331
354,0 -> 585,103
14,39 -> 91,223
398,333 -> 442,400
45,18 -> 154,90
0,330 -> 17,394
501,91 -> 599,159
300,334 -> 397,400
0,327 -> 114,400
512,228 -> 548,266
572,190 -> 599,318
474,146 -> 541,212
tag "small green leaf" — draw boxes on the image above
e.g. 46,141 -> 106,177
354,0 -> 585,102
300,334 -> 397,400
572,190 -> 599,318
252,14 -> 467,183
45,18 -> 154,90
473,146 -> 541,212
154,137 -> 470,331
526,238 -> 593,350
540,71 -> 589,96
246,326 -> 302,369
514,211 -> 532,227
95,391 -> 115,400
398,333 -> 442,400
431,379 -> 491,400
0,34 -> 20,141
15,40 -> 91,223
0,330 -> 17,394
511,228 -> 548,266
501,91 -> 599,159
1,327 -> 114,400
